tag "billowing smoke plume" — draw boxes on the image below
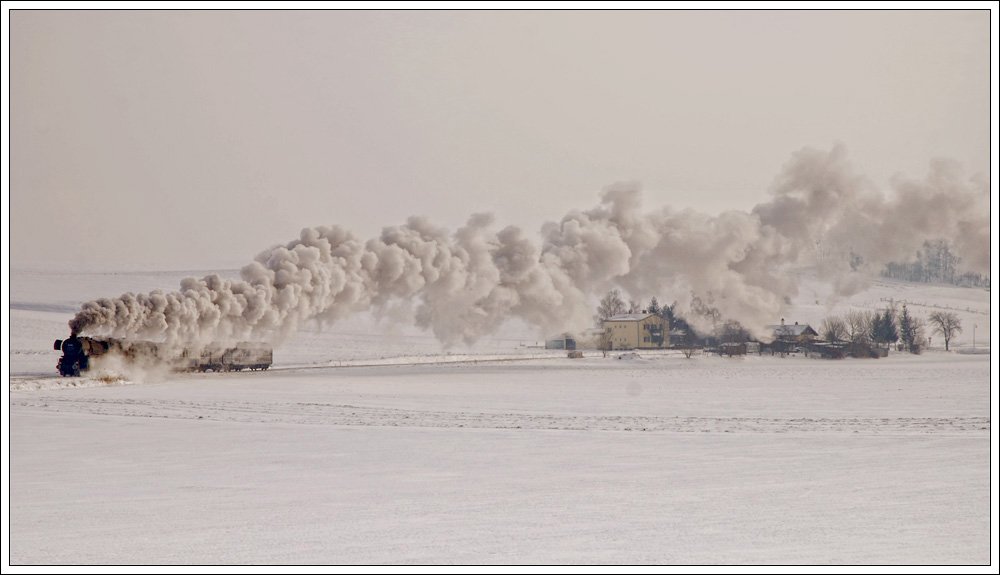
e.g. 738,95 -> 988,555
70,145 -> 989,345
755,145 -> 989,297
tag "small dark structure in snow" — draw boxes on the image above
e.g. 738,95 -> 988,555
719,342 -> 747,356
809,341 -> 849,359
545,333 -> 577,351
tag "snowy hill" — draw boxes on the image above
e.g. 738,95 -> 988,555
782,268 -> 990,350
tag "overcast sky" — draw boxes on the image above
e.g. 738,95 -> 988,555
10,10 -> 990,270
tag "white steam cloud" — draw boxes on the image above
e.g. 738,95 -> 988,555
70,145 -> 989,346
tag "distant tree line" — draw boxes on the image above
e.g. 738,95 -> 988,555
820,307 -> 911,355
820,306 -> 962,354
882,239 -> 989,288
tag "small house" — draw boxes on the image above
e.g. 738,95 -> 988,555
767,319 -> 818,343
764,319 -> 818,355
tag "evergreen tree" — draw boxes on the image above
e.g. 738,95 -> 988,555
661,302 -> 676,324
661,301 -> 696,347
881,308 -> 898,349
898,305 -> 920,353
867,308 -> 898,350
647,297 -> 661,317
869,311 -> 884,346
899,305 -> 912,349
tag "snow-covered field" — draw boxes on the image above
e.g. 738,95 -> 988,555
6,269 -> 994,564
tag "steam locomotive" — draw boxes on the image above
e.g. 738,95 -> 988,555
53,335 -> 273,377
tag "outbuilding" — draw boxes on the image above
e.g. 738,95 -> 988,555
545,333 -> 577,351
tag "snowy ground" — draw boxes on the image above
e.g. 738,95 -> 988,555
6,269 -> 994,565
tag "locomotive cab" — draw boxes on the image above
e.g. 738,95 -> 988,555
55,335 -> 88,377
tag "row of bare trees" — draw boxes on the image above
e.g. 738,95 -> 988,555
820,307 -> 963,353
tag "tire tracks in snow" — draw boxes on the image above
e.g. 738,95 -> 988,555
9,396 -> 991,435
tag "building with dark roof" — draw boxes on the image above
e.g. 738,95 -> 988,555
766,319 -> 819,342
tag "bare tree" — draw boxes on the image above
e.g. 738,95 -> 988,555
598,327 -> 613,358
595,289 -> 626,325
844,309 -> 875,356
690,294 -> 721,332
679,328 -> 698,359
844,310 -> 870,345
719,320 -> 750,343
820,316 -> 847,342
909,316 -> 926,354
928,311 -> 962,351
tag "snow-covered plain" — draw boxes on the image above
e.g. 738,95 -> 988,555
7,269 -> 993,565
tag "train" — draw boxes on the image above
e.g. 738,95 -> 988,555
53,334 -> 273,377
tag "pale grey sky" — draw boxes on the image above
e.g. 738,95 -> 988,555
10,10 -> 990,270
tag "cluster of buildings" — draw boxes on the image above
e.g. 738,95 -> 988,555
546,314 -> 822,356
545,311 -> 667,351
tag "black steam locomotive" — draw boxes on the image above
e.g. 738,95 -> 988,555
54,335 -> 272,377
